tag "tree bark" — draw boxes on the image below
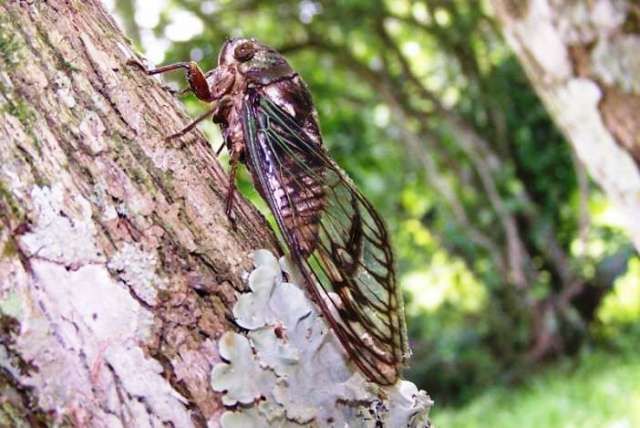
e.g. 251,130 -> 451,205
0,0 -> 280,425
492,0 -> 640,251
0,2 -> 432,426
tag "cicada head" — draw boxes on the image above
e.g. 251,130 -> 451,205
217,38 -> 295,86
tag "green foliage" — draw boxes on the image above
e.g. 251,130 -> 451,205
432,347 -> 640,428
595,257 -> 640,340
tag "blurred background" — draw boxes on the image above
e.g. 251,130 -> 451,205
104,1 -> 639,426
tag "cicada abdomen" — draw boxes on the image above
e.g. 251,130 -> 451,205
275,164 -> 325,256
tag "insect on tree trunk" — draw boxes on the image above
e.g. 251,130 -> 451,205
0,1 -> 431,426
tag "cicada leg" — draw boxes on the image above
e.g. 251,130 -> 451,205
214,141 -> 226,156
127,59 -> 214,102
128,59 -> 219,141
171,69 -> 217,97
224,147 -> 242,228
164,104 -> 217,141
168,86 -> 193,97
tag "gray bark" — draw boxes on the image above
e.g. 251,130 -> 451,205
0,0 -> 278,425
492,0 -> 640,251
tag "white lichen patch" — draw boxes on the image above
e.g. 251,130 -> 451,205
211,332 -> 277,406
78,110 -> 108,155
104,345 -> 191,426
232,255 -> 283,329
591,35 -> 640,94
25,261 -> 153,356
211,250 -> 432,427
6,184 -> 192,426
88,181 -> 119,222
108,242 -> 165,306
386,381 -> 433,427
552,0 -> 627,43
54,70 -> 76,109
19,184 -> 104,266
16,260 -> 160,419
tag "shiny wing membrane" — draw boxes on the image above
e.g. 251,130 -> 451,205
242,90 -> 408,385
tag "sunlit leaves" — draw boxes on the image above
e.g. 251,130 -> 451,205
403,250 -> 486,314
598,257 -> 640,328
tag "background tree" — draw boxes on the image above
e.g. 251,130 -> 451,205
118,0 -> 637,405
492,0 -> 640,251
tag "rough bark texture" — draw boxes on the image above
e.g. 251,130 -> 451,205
492,0 -> 640,251
0,0 -> 280,425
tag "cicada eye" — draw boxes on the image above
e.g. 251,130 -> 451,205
233,42 -> 256,62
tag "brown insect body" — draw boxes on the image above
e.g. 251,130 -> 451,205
211,40 -> 326,255
130,38 -> 408,385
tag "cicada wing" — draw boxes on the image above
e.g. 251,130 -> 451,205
242,91 -> 408,384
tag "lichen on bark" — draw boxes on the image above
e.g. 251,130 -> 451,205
211,250 -> 432,427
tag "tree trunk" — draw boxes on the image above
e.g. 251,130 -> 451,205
0,1 -> 431,426
492,0 -> 640,251
0,0 -> 278,424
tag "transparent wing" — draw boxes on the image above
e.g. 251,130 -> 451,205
242,90 -> 408,384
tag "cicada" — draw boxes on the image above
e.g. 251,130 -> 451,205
130,38 -> 408,385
